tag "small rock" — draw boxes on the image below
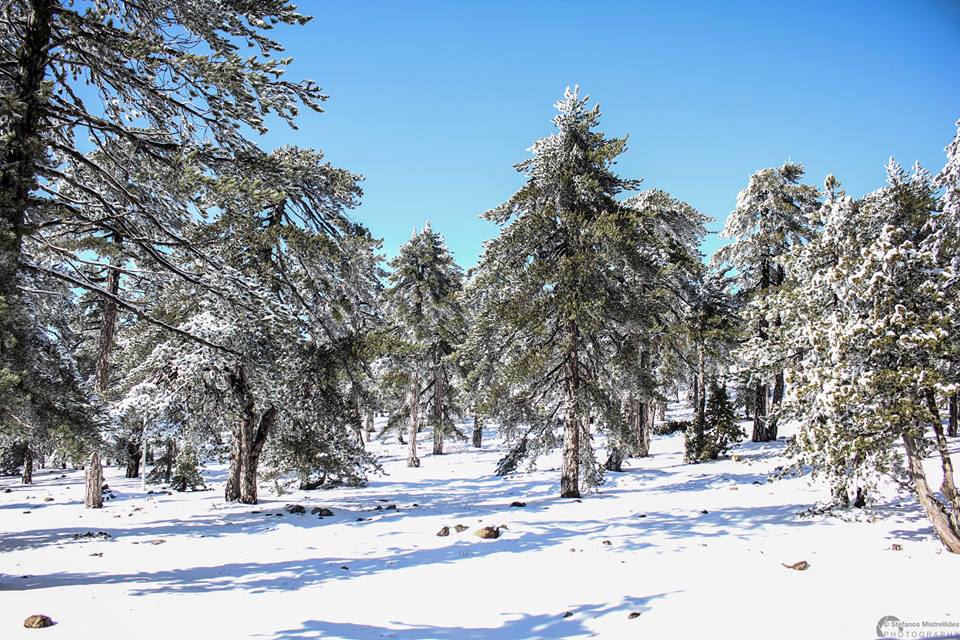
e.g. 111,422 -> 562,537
355,517 -> 365,522
148,539 -> 166,545
891,543 -> 903,551
437,526 -> 450,537
454,524 -> 469,533
3,488 -> 11,493
340,565 -> 350,570
628,612 -> 641,619
89,552 -> 103,557
782,560 -> 809,571
43,497 -> 54,502
510,501 -> 527,508
284,504 -> 306,515
311,507 -> 334,517
731,454 -> 743,462
637,513 -> 647,518
23,614 -> 54,629
752,480 -> 761,485
385,504 -> 397,510
475,526 -> 501,540
22,510 -> 31,514
562,611 -> 573,618
72,531 -> 111,541
602,540 -> 612,546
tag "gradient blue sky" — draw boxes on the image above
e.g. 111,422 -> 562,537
262,0 -> 960,267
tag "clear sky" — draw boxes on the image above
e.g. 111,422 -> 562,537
261,0 -> 960,267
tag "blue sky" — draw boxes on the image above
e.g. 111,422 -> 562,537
261,0 -> 960,267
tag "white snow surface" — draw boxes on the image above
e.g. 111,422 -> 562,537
2,407 -> 958,639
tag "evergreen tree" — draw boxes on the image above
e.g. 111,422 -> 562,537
783,161 -> 960,552
468,87 -> 661,497
715,163 -> 820,442
383,223 -> 465,467
685,381 -> 743,462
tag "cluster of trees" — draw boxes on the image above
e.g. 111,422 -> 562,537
2,3 -> 959,553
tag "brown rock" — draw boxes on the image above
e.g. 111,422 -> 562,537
454,524 -> 469,533
284,504 -> 306,514
510,501 -> 526,508
475,526 -> 500,539
436,526 -> 450,537
23,614 -> 54,628
628,612 -> 641,619
311,507 -> 334,517
782,560 -> 809,571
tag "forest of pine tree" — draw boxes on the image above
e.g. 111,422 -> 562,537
1,2 -> 958,638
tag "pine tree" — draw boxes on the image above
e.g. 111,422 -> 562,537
383,223 -> 465,467
715,163 -> 820,442
685,381 -> 743,462
783,160 -> 960,552
467,87 -> 663,497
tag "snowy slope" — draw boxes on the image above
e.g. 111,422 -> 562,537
2,410 -> 958,639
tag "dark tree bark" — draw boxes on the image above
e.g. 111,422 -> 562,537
225,420 -> 242,502
84,452 -> 103,509
751,382 -> 768,442
693,344 -> 706,431
604,447 -> 624,472
364,410 -> 375,444
94,235 -> 122,394
432,360 -> 444,456
407,377 -> 421,468
768,371 -> 785,440
124,439 -> 141,479
949,393 -> 958,439
472,415 -> 483,448
561,324 -> 581,498
21,445 -> 33,484
634,350 -> 652,458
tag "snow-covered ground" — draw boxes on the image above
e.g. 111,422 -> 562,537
2,409 -> 958,639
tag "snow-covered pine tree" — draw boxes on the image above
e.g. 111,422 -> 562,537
714,163 -> 820,442
467,87 -> 668,498
1,0 -> 322,452
784,161 -> 960,552
114,146 -> 377,504
382,223 -> 465,466
602,190 -> 709,471
934,118 -> 960,437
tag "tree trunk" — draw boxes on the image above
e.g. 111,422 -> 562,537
768,371 -> 785,440
656,401 -> 666,421
225,420 -> 242,502
694,343 -> 706,430
691,375 -> 700,414
124,439 -> 140,478
472,415 -> 483,448
0,0 -> 53,376
140,420 -> 148,493
604,446 -> 624,472
163,439 -> 175,483
924,390 -> 960,524
94,235 -> 122,395
561,324 -> 581,498
949,393 -> 958,439
21,444 -> 33,484
751,382 -> 768,442
365,411 -> 375,443
407,376 -> 421,467
84,452 -> 103,509
902,432 -> 960,553
635,350 -> 652,458
432,363 -> 444,456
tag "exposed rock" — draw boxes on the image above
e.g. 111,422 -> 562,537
3,488 -> 11,493
782,560 -> 809,571
731,454 -> 743,462
72,531 -> 111,540
475,526 -> 501,539
148,539 -> 166,545
510,501 -> 527,508
562,611 -> 573,618
43,497 -> 54,502
23,614 -> 54,629
700,510 -> 709,514
891,543 -> 903,551
454,524 -> 469,533
311,507 -> 334,517
602,540 -> 612,546
436,526 -> 450,537
284,504 -> 306,514
628,612 -> 641,619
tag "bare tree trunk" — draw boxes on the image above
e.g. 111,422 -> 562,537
924,390 -> 960,523
604,446 -> 624,472
407,376 -> 421,467
84,452 -> 103,509
365,410 -> 374,443
949,393 -> 958,439
432,363 -> 444,455
752,382 -> 768,442
694,343 -> 706,430
140,420 -> 148,493
657,401 -> 666,421
902,432 -> 960,553
21,444 -> 32,484
124,439 -> 140,478
225,421 -> 242,502
768,371 -> 785,440
561,324 -> 581,498
94,236 -> 122,394
635,350 -> 652,458
239,405 -> 275,505
472,415 -> 483,448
